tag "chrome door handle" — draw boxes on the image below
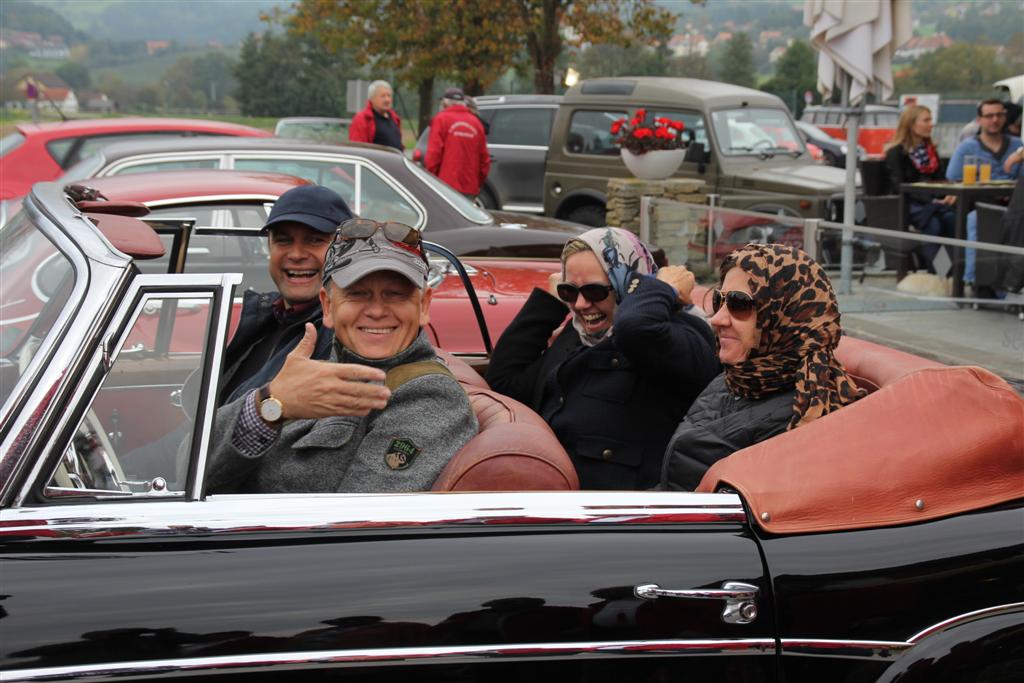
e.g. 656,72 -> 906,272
635,581 -> 759,624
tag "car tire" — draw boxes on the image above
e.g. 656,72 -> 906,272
565,204 -> 606,227
479,187 -> 499,210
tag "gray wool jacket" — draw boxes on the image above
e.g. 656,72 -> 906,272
206,330 -> 478,494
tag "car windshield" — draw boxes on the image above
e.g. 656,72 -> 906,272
0,211 -> 77,406
404,158 -> 492,224
711,108 -> 806,158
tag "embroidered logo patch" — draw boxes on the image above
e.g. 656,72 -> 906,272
385,438 -> 421,470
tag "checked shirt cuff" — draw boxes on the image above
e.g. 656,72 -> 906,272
231,390 -> 280,456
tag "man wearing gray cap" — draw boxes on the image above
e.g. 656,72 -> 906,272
207,219 -> 478,493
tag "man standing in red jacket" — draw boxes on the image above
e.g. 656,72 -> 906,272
425,87 -> 490,199
348,80 -> 403,151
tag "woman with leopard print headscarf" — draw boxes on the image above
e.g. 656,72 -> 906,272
486,227 -> 719,490
661,244 -> 866,491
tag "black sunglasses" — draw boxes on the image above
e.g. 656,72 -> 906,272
711,289 -> 756,318
556,282 -> 614,304
338,218 -> 421,249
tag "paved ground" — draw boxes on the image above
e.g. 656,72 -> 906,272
835,276 -> 1024,389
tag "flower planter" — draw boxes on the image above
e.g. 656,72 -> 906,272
621,148 -> 686,180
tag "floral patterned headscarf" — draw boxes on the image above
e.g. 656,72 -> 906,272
720,244 -> 866,429
562,227 -> 658,346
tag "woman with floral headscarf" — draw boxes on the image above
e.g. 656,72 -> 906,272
661,244 -> 866,491
486,227 -> 719,490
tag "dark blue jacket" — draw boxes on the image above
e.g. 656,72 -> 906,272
219,290 -> 334,405
486,275 -> 719,490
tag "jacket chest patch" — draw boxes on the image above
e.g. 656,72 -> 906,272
385,438 -> 421,470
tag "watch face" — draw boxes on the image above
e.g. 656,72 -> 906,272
260,397 -> 283,422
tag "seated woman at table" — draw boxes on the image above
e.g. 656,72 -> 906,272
485,227 -> 719,490
884,104 -> 956,273
661,244 -> 866,491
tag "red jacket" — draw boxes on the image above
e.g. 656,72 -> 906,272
425,104 -> 490,195
348,101 -> 401,146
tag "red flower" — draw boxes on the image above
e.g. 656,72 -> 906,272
632,127 -> 654,139
669,120 -> 685,131
655,127 -> 675,140
634,108 -> 647,121
610,119 -> 625,134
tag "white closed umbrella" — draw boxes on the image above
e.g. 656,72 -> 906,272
804,0 -> 912,291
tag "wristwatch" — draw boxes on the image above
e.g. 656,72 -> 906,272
257,384 -> 284,424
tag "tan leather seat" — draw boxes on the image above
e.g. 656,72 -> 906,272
432,351 -> 579,492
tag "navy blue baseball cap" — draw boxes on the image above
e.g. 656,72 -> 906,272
263,185 -> 354,234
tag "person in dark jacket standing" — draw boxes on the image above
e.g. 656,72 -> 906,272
883,105 -> 955,273
425,87 -> 490,199
348,80 -> 403,151
486,227 -> 718,490
219,184 -> 354,404
661,244 -> 866,491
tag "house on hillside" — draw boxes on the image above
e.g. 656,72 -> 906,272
10,74 -> 79,114
668,33 -> 709,58
82,92 -> 116,114
895,33 -> 954,60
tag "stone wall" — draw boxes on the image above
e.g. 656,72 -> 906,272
605,177 -> 711,275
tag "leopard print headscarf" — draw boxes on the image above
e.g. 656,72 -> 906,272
721,244 -> 866,430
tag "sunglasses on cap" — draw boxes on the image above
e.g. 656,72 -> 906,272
556,282 -> 614,304
710,289 -> 756,318
338,218 -> 422,249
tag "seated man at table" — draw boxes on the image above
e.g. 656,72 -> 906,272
206,220 -> 479,494
946,99 -> 1023,298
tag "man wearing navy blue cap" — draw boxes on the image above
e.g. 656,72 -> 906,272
218,184 -> 354,404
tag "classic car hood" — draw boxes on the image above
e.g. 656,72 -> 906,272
724,160 -> 860,195
489,211 -> 589,235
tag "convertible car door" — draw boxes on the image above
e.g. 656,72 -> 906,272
1,280 -> 776,682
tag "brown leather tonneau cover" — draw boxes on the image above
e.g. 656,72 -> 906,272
697,366 -> 1024,534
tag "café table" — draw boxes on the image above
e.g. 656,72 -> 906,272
899,180 -> 1016,298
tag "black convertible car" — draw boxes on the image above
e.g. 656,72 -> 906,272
0,182 -> 1021,682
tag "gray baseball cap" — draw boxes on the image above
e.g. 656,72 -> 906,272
322,231 -> 428,290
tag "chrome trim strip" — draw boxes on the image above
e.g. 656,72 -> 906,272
188,272 -> 242,501
0,491 -> 746,539
143,194 -> 280,208
1,638 -> 776,681
779,603 -> 1024,661
487,144 -> 548,151
499,204 -> 545,213
907,602 -> 1024,643
780,639 -> 911,661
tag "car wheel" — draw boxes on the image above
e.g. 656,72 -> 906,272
565,204 -> 606,227
478,187 -> 499,210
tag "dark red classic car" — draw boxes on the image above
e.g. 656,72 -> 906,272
0,180 -> 1020,683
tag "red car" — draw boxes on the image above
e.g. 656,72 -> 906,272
50,170 -> 556,364
0,117 -> 271,200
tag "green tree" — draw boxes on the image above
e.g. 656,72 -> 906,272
667,53 -> 712,80
163,52 -> 237,112
55,62 -> 91,92
0,0 -> 84,43
234,31 -> 354,118
760,40 -> 817,117
576,43 -> 667,78
895,44 -> 1012,97
717,32 -> 755,88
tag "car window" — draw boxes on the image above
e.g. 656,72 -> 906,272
567,110 -> 626,155
359,166 -> 421,225
45,138 -> 76,167
404,158 -> 491,224
711,108 -> 805,156
488,108 -> 554,147
70,133 -> 205,169
1,131 -> 25,157
233,157 -> 357,208
142,203 -> 275,292
44,292 -> 214,499
651,110 -> 707,148
114,158 -> 221,174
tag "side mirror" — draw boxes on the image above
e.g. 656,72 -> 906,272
684,142 -> 708,174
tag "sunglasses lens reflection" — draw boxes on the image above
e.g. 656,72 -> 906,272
556,283 -> 612,303
712,290 -> 755,316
